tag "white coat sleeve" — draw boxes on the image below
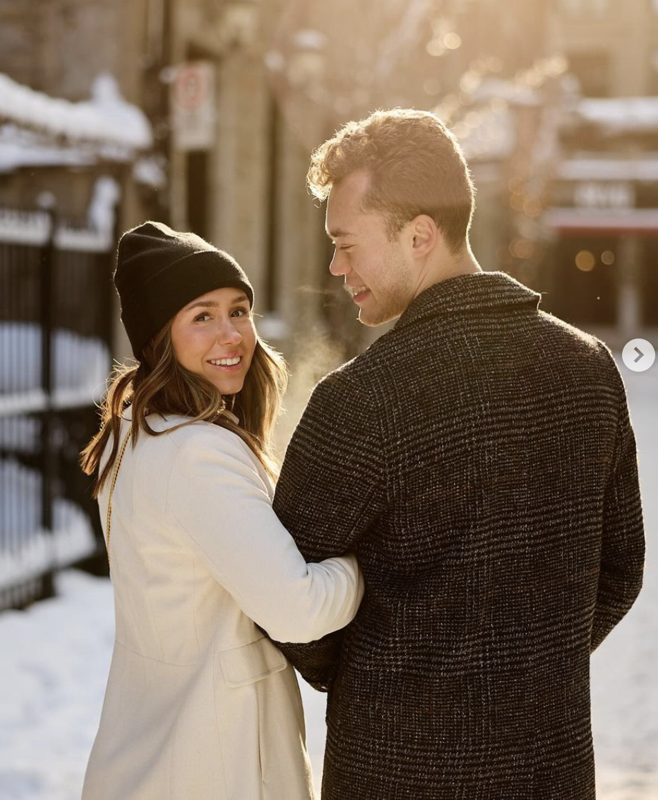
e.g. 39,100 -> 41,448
165,427 -> 364,644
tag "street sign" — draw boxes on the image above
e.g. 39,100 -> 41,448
170,61 -> 216,151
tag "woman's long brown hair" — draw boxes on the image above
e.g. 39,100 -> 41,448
80,320 -> 288,496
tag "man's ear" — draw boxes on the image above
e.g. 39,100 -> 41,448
408,214 -> 438,259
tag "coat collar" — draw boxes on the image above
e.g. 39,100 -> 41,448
120,406 -> 238,432
395,271 -> 541,331
120,405 -> 185,433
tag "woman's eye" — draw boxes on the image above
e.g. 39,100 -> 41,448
194,312 -> 211,322
231,307 -> 250,318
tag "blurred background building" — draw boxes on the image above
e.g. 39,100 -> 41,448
543,0 -> 658,342
0,0 -> 657,605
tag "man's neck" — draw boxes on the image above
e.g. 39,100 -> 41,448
413,243 -> 482,300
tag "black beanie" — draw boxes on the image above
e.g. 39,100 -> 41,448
114,221 -> 254,358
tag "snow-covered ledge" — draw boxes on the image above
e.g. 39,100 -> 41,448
574,97 -> 658,136
0,72 -> 152,152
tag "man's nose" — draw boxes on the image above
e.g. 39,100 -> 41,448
329,250 -> 350,277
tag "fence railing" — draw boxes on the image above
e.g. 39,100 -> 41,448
0,199 -> 115,610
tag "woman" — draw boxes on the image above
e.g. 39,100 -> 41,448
80,221 -> 363,800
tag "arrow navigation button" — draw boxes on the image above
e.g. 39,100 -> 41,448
622,339 -> 656,373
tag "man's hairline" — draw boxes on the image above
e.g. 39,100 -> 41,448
323,168 -> 471,251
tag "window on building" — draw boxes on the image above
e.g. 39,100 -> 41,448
548,237 -> 618,327
567,51 -> 610,97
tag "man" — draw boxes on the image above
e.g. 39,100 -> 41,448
272,109 -> 644,799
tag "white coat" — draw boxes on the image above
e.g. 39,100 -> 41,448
82,412 -> 363,800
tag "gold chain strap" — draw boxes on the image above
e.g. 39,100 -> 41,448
105,429 -> 132,566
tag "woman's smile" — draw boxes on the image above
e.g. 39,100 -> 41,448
207,354 -> 243,371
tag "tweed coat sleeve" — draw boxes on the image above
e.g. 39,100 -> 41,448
591,348 -> 645,651
271,369 -> 388,689
165,425 -> 364,644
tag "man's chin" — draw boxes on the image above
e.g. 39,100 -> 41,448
358,307 -> 402,327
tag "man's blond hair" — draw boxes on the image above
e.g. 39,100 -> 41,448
307,108 -> 475,254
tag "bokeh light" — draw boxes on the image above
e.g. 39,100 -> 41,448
575,251 -> 596,272
444,33 -> 462,50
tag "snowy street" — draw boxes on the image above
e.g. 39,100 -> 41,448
0,361 -> 656,800
590,364 -> 658,799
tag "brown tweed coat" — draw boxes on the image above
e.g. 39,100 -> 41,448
272,272 -> 645,800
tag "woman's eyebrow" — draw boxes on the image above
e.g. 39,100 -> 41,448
185,300 -> 218,311
185,294 -> 249,311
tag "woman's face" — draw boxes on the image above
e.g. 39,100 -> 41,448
171,287 -> 257,396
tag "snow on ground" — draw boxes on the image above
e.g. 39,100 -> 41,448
0,571 -> 114,800
590,364 -> 658,800
0,360 -> 656,800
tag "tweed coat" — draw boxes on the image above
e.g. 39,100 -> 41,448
272,272 -> 645,800
82,412 -> 363,800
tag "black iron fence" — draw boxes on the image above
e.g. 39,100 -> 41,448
0,205 -> 114,610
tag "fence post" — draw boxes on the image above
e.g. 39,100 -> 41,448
38,197 -> 57,600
